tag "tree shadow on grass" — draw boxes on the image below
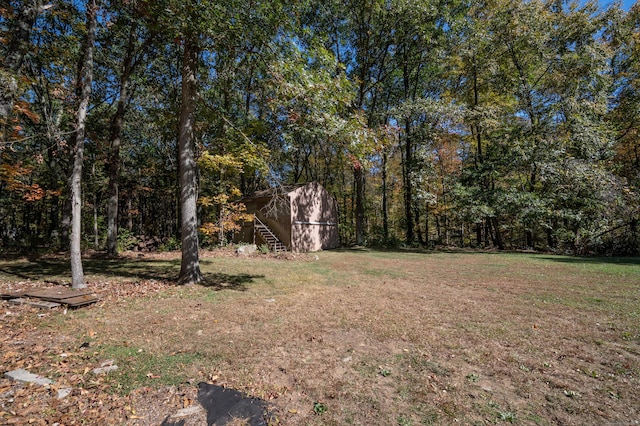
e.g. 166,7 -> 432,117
0,257 -> 179,284
538,256 -> 640,266
199,272 -> 265,292
0,257 -> 265,292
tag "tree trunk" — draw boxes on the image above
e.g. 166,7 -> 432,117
403,120 -> 414,244
490,217 -> 505,250
107,32 -> 136,256
401,45 -> 415,245
93,192 -> 99,249
127,197 -> 133,231
354,164 -> 365,245
70,0 -> 97,290
381,150 -> 388,241
60,195 -> 71,250
177,37 -> 203,285
414,205 -> 424,246
425,204 -> 430,246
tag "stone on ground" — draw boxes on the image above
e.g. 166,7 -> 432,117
236,244 -> 257,255
4,369 -> 53,386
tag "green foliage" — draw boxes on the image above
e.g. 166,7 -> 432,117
1,0 -> 638,255
159,237 -> 181,252
117,229 -> 139,252
498,411 -> 516,423
397,415 -> 413,426
258,244 -> 270,254
313,401 -> 328,415
379,368 -> 392,377
466,373 -> 479,383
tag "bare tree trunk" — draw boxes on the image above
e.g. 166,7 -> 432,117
401,48 -> 415,245
381,151 -> 388,241
490,217 -> 505,250
178,37 -> 203,285
92,161 -> 98,249
60,196 -> 71,250
93,192 -> 99,249
70,0 -> 97,290
126,197 -> 133,231
106,33 -> 136,256
354,164 -> 365,245
403,119 -> 414,244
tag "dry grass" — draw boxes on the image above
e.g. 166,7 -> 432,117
1,249 -> 639,425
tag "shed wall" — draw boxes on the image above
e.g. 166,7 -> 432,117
289,182 -> 339,252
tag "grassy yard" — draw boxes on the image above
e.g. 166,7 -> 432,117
0,249 -> 639,425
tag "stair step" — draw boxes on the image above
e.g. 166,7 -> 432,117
254,215 -> 288,252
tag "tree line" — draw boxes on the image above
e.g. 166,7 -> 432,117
1,0 -> 639,283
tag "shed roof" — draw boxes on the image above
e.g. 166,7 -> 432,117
242,183 -> 309,200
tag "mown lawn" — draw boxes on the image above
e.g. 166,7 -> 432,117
0,249 -> 639,425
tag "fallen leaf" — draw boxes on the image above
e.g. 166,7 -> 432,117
183,397 -> 192,408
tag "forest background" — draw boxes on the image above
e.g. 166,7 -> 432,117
1,0 -> 639,275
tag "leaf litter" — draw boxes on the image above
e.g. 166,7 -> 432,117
0,249 -> 639,425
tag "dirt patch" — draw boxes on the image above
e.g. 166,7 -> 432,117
1,250 -> 639,424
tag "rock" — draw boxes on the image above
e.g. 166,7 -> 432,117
236,244 -> 257,255
172,404 -> 205,418
57,387 -> 73,399
93,360 -> 118,375
93,365 -> 118,375
4,369 -> 53,386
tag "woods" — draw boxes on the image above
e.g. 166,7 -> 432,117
1,0 -> 639,263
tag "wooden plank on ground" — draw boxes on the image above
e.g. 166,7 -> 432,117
8,298 -> 61,309
2,288 -> 99,308
24,288 -> 95,301
0,292 -> 28,300
57,294 -> 99,307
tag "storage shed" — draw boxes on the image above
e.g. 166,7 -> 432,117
236,182 -> 339,252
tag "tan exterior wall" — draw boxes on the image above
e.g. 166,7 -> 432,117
289,182 -> 339,252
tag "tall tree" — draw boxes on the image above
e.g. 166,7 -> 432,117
70,0 -> 98,289
177,35 -> 203,284
104,1 -> 155,256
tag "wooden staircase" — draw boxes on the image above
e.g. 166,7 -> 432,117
254,215 -> 287,252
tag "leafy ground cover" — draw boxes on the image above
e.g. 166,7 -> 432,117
0,248 -> 639,425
